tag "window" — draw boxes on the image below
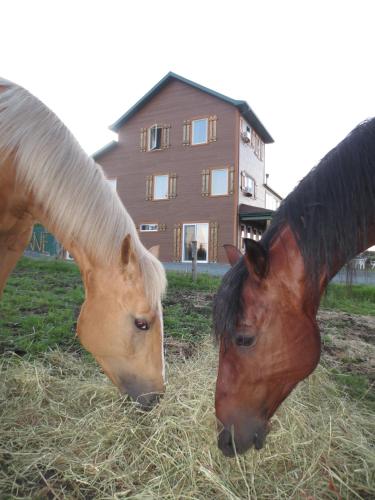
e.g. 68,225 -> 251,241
146,173 -> 177,200
192,118 -> 208,145
140,124 -> 171,152
241,171 -> 255,197
182,223 -> 209,262
211,168 -> 228,196
153,175 -> 169,200
149,125 -> 163,150
140,224 -> 158,232
241,121 -> 264,161
266,192 -> 280,210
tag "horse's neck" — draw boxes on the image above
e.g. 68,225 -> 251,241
269,223 -> 375,313
322,222 -> 375,286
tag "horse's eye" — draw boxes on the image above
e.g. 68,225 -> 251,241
134,318 -> 150,331
235,335 -> 255,347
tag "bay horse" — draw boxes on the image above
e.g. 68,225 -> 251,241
214,118 -> 375,456
0,78 -> 166,409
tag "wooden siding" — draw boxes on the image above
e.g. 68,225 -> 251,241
97,80 -> 238,263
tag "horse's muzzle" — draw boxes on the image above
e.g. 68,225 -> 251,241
120,377 -> 165,411
135,391 -> 163,411
217,419 -> 268,457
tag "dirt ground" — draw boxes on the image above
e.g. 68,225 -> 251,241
318,310 -> 375,383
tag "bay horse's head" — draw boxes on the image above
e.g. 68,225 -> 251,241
214,231 -> 321,456
75,234 -> 166,410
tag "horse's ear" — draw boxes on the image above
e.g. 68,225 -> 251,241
243,238 -> 268,278
148,245 -> 160,259
224,244 -> 242,267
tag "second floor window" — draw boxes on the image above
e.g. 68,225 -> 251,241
192,118 -> 208,145
266,192 -> 280,210
211,168 -> 229,196
241,171 -> 256,197
202,166 -> 234,196
154,174 -> 169,199
146,173 -> 177,200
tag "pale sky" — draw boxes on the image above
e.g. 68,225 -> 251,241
2,0 -> 375,198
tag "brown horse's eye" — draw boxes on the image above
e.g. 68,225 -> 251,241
134,318 -> 150,331
235,335 -> 255,347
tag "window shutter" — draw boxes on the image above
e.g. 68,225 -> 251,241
201,169 -> 210,196
168,173 -> 177,199
140,128 -> 147,152
173,223 -> 182,262
162,124 -> 171,149
208,115 -> 217,142
209,222 -> 219,262
228,166 -> 235,194
146,175 -> 153,200
159,223 -> 167,231
183,120 -> 191,146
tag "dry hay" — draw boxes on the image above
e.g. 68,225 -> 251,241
0,341 -> 374,499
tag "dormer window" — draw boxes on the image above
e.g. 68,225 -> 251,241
149,125 -> 163,151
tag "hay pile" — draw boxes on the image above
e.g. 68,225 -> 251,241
0,342 -> 374,499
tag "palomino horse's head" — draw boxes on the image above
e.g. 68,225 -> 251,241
75,234 -> 166,410
214,232 -> 321,456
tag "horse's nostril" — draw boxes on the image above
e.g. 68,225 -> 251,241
136,392 -> 161,411
253,432 -> 264,450
218,429 -> 236,457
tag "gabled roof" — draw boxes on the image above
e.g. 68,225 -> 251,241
110,72 -> 274,144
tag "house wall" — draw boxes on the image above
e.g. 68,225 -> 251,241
96,80 -> 238,263
238,117 -> 266,208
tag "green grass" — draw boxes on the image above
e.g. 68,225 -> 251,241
321,283 -> 375,315
0,258 -> 83,355
166,270 -> 221,292
0,259 -> 219,354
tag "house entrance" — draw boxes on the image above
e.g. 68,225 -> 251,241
182,223 -> 209,262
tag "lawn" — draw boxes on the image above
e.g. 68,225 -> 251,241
0,258 -> 374,498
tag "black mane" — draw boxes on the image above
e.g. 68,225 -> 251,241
214,118 -> 375,340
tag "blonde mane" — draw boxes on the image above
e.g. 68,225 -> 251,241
0,78 -> 166,307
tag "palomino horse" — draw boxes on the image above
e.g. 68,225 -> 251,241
214,118 -> 375,456
0,78 -> 166,409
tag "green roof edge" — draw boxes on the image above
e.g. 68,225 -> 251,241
109,72 -> 274,144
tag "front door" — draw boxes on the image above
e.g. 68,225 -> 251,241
182,223 -> 209,263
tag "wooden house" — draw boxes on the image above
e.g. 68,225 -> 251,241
94,72 -> 282,263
